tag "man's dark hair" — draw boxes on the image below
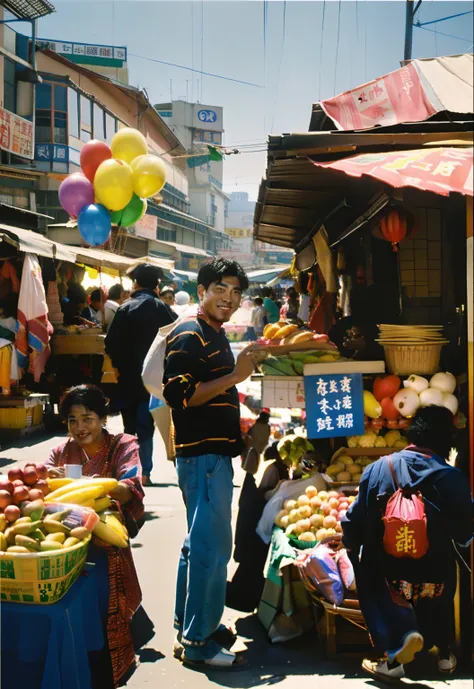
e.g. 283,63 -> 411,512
130,263 -> 164,290
198,258 -> 249,291
67,284 -> 87,305
108,284 -> 124,301
257,411 -> 270,423
261,287 -> 271,298
254,297 -> 263,306
60,384 -> 109,420
406,406 -> 455,458
90,289 -> 102,304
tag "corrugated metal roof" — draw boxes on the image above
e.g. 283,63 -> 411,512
2,0 -> 55,19
0,224 -> 75,262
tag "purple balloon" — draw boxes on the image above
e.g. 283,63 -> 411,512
58,173 -> 94,217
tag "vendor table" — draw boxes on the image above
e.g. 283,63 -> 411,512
51,332 -> 105,355
0,393 -> 52,438
1,568 -> 104,689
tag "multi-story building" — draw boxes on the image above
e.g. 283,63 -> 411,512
30,46 -> 213,269
0,0 -> 55,231
154,100 -> 229,255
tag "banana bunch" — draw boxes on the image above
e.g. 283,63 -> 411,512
263,322 -> 315,344
93,511 -> 129,548
277,434 -> 314,466
46,478 -> 118,508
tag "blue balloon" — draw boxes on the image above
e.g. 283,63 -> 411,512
78,203 -> 111,246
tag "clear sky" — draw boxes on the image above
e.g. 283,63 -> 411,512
35,1 -> 473,199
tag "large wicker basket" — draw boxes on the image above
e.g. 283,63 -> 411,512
383,343 -> 443,376
0,536 -> 90,605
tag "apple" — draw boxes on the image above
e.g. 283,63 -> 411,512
310,514 -> 324,529
12,479 -> 25,488
0,479 -> 13,494
328,497 -> 339,509
28,489 -> 44,501
35,479 -> 50,496
318,491 -> 329,501
23,467 -> 38,486
305,485 -> 318,499
0,490 -> 13,509
338,502 -> 349,512
7,468 -> 23,483
320,501 -> 331,514
13,485 -> 29,505
310,496 -> 322,511
35,464 -> 48,480
330,509 -> 339,518
4,505 -> 20,522
323,515 -> 337,529
328,491 -> 340,499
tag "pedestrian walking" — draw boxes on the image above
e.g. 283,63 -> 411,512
248,296 -> 266,340
342,406 -> 472,682
262,287 -> 280,324
103,284 -> 126,331
163,257 -> 256,670
105,263 -> 177,485
160,287 -> 176,308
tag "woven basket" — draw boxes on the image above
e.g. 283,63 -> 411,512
383,343 -> 443,376
0,536 -> 90,605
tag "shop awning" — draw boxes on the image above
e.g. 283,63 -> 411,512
0,224 -> 76,262
68,248 -> 174,274
319,54 -> 473,132
311,146 -> 473,197
248,265 -> 292,284
150,239 -> 210,258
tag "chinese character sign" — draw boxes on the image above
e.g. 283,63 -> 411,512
304,373 -> 365,439
0,108 -> 34,159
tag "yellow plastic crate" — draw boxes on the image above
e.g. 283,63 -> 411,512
0,404 -> 43,429
0,536 -> 90,604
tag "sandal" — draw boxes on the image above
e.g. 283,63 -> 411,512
182,649 -> 248,672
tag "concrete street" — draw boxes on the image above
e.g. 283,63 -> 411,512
1,420 -> 471,689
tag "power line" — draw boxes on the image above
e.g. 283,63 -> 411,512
129,53 -> 264,87
318,0 -> 326,100
270,0 -> 287,133
416,10 -> 473,27
415,25 -> 473,42
333,0 -> 342,96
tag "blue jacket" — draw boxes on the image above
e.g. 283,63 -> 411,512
342,448 -> 473,581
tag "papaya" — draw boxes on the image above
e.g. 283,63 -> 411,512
7,546 -> 31,553
11,520 -> 42,536
15,535 -> 40,551
63,537 -> 80,549
40,540 -> 64,552
46,532 -> 66,544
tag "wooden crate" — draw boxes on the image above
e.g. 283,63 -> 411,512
314,599 -> 371,659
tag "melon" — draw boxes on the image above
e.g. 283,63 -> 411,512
339,456 -> 354,465
352,473 -> 362,482
346,464 -> 360,475
336,471 -> 352,482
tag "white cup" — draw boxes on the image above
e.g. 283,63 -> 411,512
64,464 -> 82,479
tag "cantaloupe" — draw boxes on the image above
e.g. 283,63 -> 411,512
352,473 -> 362,482
346,464 -> 360,475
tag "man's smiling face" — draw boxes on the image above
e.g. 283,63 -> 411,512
198,275 -> 243,324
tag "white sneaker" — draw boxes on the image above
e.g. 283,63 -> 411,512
204,648 -> 237,668
395,631 -> 424,665
362,659 -> 405,682
438,653 -> 457,674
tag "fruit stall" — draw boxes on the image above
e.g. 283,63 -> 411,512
0,464 -> 131,688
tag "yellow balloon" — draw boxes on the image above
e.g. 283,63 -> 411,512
111,128 -> 148,164
131,155 -> 167,198
93,159 -> 133,211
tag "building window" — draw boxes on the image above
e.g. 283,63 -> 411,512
54,85 -> 67,144
3,58 -> 16,113
105,113 -> 116,144
68,88 -> 79,138
35,82 -> 52,143
80,96 -> 92,142
93,103 -> 105,141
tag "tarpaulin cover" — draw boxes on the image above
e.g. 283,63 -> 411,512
311,147 -> 473,197
320,55 -> 473,131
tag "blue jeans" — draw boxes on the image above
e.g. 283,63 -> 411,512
121,401 -> 154,477
174,454 -> 233,660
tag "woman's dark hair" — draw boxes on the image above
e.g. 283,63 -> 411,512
407,406 -> 455,458
198,258 -> 249,291
108,284 -> 124,301
60,385 -> 109,420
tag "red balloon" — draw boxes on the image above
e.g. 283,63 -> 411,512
80,140 -> 112,182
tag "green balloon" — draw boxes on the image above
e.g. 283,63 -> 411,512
111,193 -> 146,228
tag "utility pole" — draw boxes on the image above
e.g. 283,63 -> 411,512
404,0 -> 422,61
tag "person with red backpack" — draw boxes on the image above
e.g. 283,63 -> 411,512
342,406 -> 472,682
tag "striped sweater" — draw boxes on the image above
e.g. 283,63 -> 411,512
163,315 -> 243,458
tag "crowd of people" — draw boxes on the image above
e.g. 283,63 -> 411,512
46,257 -> 472,683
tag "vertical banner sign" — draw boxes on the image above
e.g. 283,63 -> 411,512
304,373 -> 365,439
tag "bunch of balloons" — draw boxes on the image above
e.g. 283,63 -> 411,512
58,128 -> 167,246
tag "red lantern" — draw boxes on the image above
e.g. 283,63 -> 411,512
380,209 -> 407,252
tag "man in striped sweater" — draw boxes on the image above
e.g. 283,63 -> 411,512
163,258 -> 255,670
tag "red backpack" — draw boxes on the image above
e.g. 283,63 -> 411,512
383,456 -> 429,559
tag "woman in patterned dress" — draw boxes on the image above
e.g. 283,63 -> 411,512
46,385 -> 145,688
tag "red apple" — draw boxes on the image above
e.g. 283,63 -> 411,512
13,480 -> 25,488
0,479 -> 13,494
13,485 -> 29,505
24,463 -> 36,469
4,504 -> 21,522
330,509 -> 339,518
7,468 -> 23,483
35,464 -> 48,480
28,489 -> 44,501
23,468 -> 38,486
35,479 -> 50,496
328,491 -> 340,499
338,502 -> 349,511
0,490 -> 13,509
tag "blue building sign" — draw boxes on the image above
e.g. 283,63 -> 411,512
197,109 -> 217,123
35,144 -> 69,163
304,373 -> 365,439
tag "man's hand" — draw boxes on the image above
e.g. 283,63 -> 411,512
231,348 -> 256,384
